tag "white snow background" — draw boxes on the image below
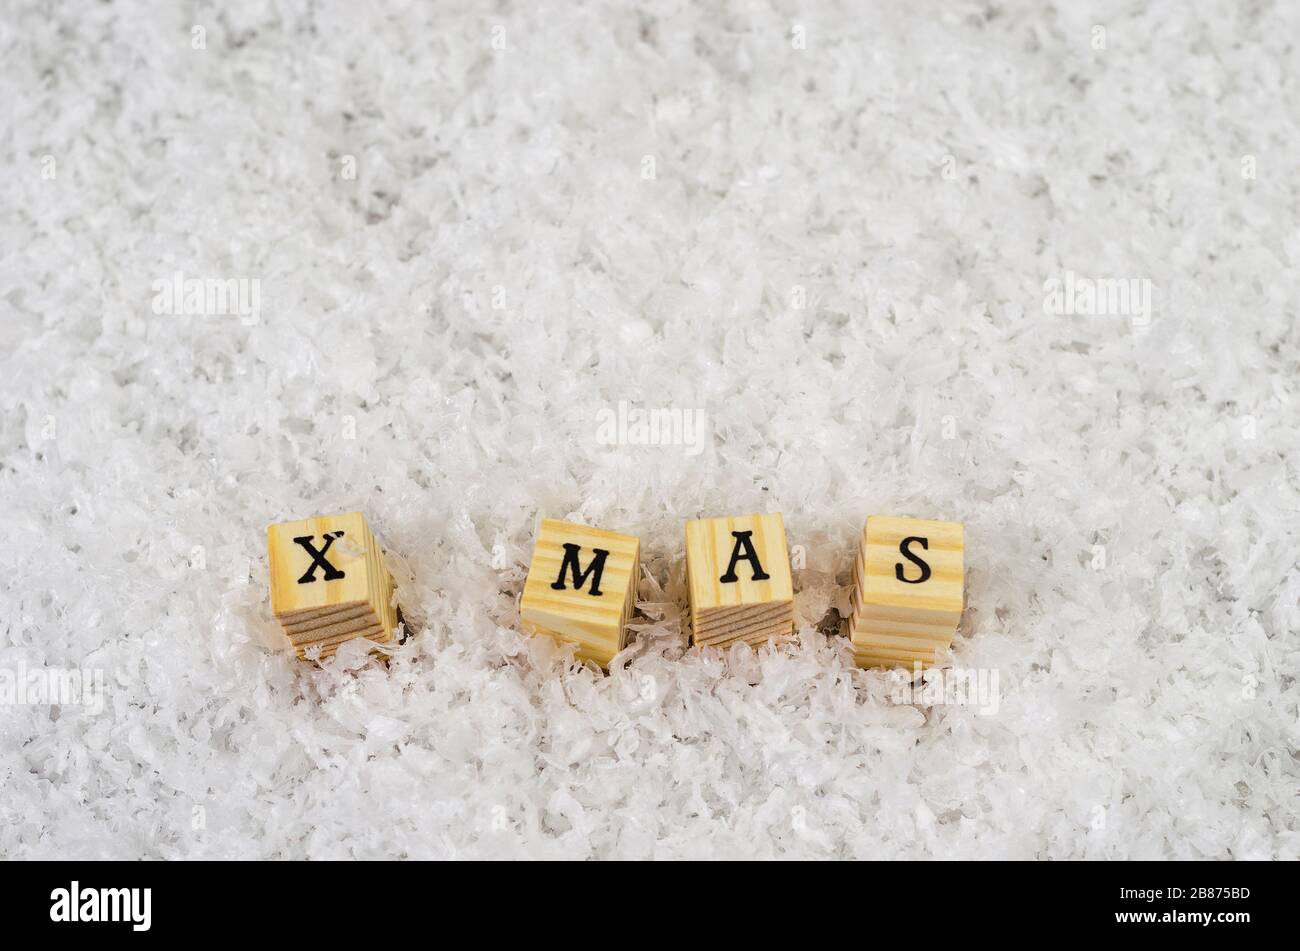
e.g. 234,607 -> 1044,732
2,1 -> 1297,859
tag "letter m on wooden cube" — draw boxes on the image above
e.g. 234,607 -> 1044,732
520,519 -> 640,666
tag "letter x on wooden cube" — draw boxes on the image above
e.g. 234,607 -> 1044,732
849,515 -> 964,668
519,519 -> 641,667
267,511 -> 398,660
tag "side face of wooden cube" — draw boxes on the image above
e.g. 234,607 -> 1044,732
519,519 -> 640,666
267,511 -> 396,658
851,515 -> 964,667
685,513 -> 794,644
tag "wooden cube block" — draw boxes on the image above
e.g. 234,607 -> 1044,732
519,519 -> 640,667
267,511 -> 398,660
849,515 -> 964,668
685,513 -> 794,648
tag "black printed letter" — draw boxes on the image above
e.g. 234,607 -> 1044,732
294,532 -> 346,584
719,530 -> 771,583
551,544 -> 610,596
895,536 -> 931,584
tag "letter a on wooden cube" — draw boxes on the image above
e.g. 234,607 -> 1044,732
849,515 -> 964,668
267,511 -> 398,660
519,519 -> 640,667
685,513 -> 794,648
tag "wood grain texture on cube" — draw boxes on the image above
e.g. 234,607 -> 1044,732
850,515 -> 964,668
268,512 -> 373,615
685,512 -> 794,645
266,511 -> 397,659
519,519 -> 640,666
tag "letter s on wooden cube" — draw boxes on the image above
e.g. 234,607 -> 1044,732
849,515 -> 964,668
519,519 -> 640,667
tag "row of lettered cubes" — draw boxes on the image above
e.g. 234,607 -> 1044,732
267,511 -> 965,666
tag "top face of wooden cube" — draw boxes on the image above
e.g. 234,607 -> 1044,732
267,511 -> 379,617
685,513 -> 793,612
857,515 -> 964,620
520,519 -> 640,644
